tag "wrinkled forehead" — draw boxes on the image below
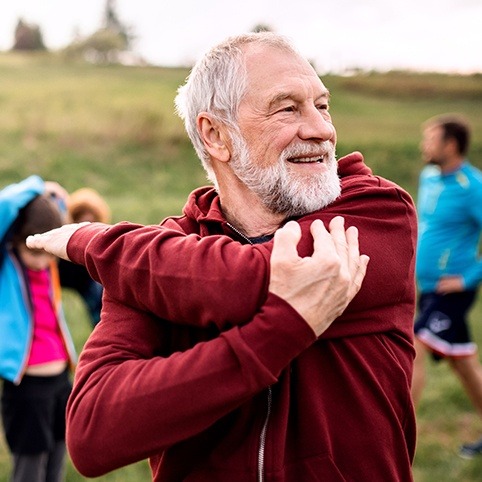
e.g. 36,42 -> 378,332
241,44 -> 328,104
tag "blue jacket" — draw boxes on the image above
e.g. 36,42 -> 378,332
0,175 -> 77,384
416,161 -> 482,293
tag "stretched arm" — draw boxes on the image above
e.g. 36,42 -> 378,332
27,217 -> 368,331
66,219 -> 367,476
28,221 -> 270,328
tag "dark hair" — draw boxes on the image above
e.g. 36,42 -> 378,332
425,114 -> 471,156
10,194 -> 63,245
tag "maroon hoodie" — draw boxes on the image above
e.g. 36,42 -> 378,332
66,152 -> 417,481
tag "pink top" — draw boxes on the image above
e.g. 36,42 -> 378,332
26,268 -> 68,366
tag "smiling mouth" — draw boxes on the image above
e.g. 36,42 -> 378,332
288,155 -> 324,164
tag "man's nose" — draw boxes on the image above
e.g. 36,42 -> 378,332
298,107 -> 335,142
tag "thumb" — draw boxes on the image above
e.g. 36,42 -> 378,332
272,221 -> 302,262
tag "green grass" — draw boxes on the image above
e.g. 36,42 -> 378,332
1,51 -> 482,481
412,299 -> 482,482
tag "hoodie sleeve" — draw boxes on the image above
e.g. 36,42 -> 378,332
66,291 -> 316,477
67,222 -> 271,329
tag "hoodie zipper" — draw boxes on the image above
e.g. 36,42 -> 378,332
225,222 -> 252,244
257,385 -> 272,482
226,222 -> 273,482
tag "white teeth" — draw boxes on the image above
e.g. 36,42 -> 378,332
291,156 -> 323,163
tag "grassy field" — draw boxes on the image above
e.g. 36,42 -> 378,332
1,51 -> 482,481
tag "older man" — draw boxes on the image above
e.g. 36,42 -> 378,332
28,33 -> 416,481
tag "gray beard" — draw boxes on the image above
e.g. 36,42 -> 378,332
230,134 -> 341,217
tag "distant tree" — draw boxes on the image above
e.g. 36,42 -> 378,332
12,18 -> 46,51
76,29 -> 127,63
103,0 -> 130,47
251,23 -> 274,33
63,0 -> 133,64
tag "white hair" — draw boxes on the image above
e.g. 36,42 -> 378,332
174,32 -> 300,185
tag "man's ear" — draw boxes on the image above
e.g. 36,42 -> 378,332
197,113 -> 231,163
445,137 -> 460,157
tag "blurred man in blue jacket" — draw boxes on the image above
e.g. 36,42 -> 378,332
412,114 -> 482,458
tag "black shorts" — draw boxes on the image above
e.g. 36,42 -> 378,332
1,369 -> 72,454
414,291 -> 477,361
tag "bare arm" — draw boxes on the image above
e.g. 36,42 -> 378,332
28,222 -> 270,328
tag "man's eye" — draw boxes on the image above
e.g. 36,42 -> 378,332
317,104 -> 329,111
279,106 -> 295,113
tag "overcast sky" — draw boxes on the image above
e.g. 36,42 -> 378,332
1,0 -> 481,74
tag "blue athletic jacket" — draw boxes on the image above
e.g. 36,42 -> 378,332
416,161 -> 482,293
0,176 -> 77,384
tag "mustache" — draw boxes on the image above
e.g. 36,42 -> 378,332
280,142 -> 333,161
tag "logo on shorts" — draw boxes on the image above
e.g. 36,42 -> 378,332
428,311 -> 451,333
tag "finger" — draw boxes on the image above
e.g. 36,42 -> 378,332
328,216 -> 349,261
26,231 -> 55,250
26,222 -> 89,260
345,225 -> 360,274
351,254 -> 370,296
26,230 -> 63,258
272,221 -> 302,262
310,219 -> 337,260
27,230 -> 70,260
